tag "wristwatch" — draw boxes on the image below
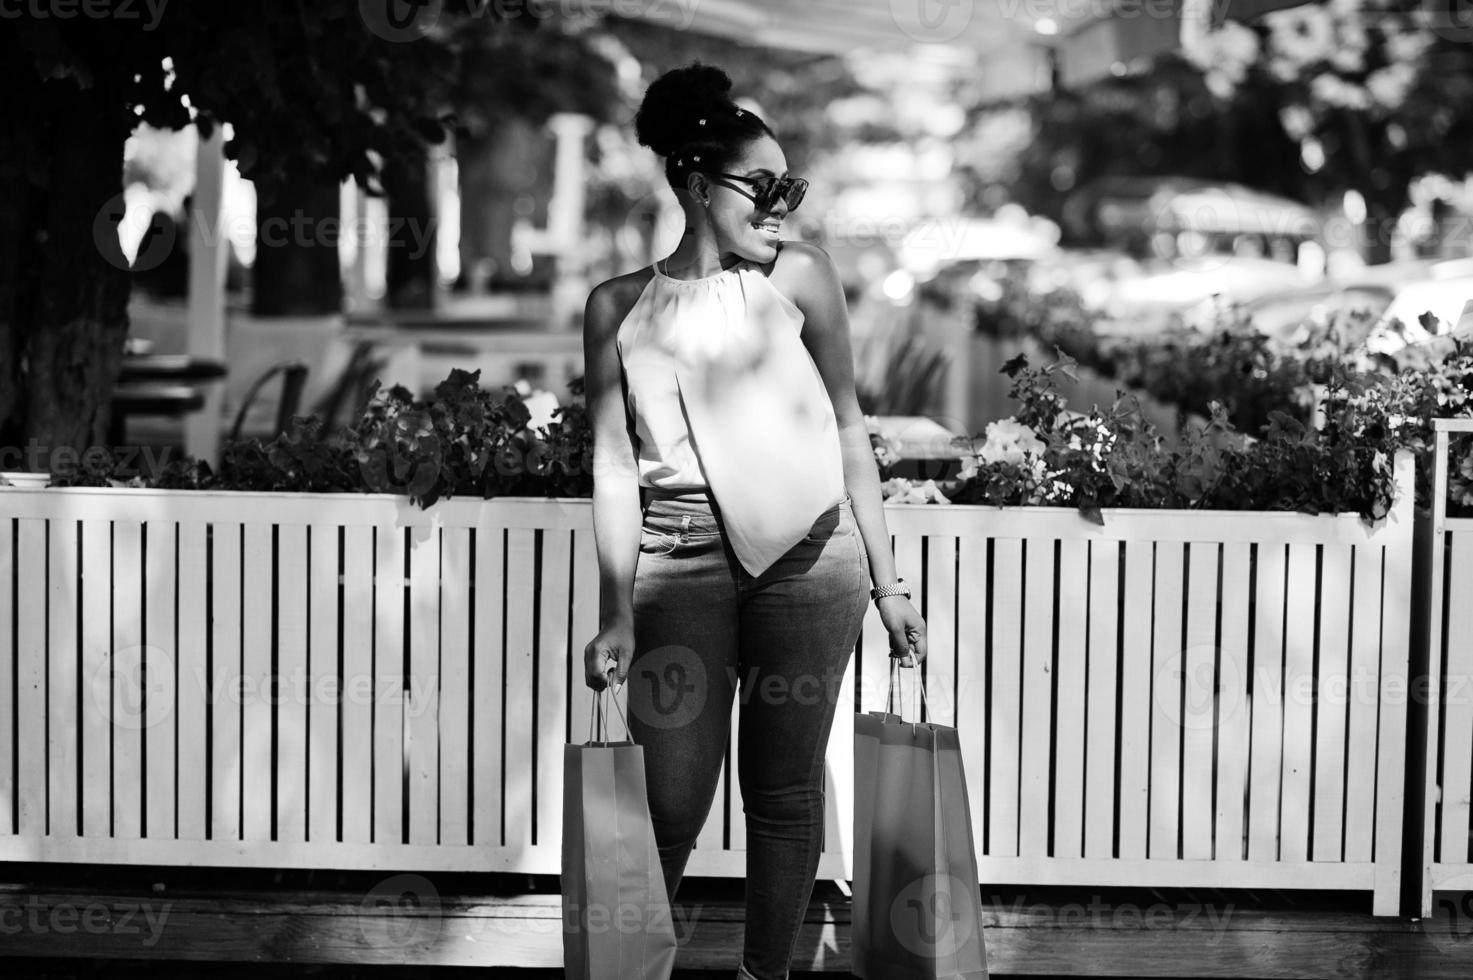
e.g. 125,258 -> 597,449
870,578 -> 910,602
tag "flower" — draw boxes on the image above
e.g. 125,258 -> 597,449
513,379 -> 561,434
881,477 -> 952,505
977,418 -> 1045,466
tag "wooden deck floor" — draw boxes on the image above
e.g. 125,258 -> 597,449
0,865 -> 1469,978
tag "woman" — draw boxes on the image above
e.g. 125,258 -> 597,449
580,62 -> 927,980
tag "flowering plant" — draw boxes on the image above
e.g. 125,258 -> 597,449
866,415 -> 905,480
882,348 -> 1410,523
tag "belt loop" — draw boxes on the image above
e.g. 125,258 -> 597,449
679,514 -> 691,542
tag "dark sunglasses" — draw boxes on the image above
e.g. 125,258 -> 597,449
704,172 -> 809,213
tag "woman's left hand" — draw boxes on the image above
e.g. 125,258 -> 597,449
876,596 -> 926,666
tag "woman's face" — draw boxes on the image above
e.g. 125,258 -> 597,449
696,135 -> 791,264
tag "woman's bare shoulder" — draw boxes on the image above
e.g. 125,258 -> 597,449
585,266 -> 656,339
768,240 -> 841,309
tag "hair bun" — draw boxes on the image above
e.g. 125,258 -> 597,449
635,62 -> 738,158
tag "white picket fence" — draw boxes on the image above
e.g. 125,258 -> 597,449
1419,418 -> 1473,917
0,452 -> 1415,914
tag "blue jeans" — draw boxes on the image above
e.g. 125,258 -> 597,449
628,487 -> 870,980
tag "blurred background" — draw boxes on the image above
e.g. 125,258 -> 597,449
10,0 -> 1471,473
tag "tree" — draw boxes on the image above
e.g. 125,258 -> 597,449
979,0 -> 1473,260
0,2 -> 460,462
444,14 -> 624,294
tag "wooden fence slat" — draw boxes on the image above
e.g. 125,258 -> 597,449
277,524 -> 309,844
143,521 -> 177,840
1343,545 -> 1381,863
1084,540 -> 1119,859
340,527 -> 374,844
242,525 -> 274,842
176,521 -> 208,840
0,518 -> 12,836
1440,535 -> 1473,864
1215,542 -> 1252,862
307,525 -> 339,845
1280,543 -> 1317,864
407,524 -> 441,847
504,528 -> 537,850
1054,539 -> 1088,859
1182,543 -> 1218,861
440,526 -> 472,847
1249,543 -> 1287,862
1118,540 -> 1153,860
1372,460 -> 1415,917
80,519 -> 110,839
1313,543 -> 1353,862
535,527 -> 572,850
21,520 -> 53,837
1150,542 -> 1184,860
957,536 -> 988,863
989,538 -> 1023,859
473,522 -> 506,847
210,523 -> 243,841
112,520 -> 144,840
1020,538 -> 1054,858
926,534 -> 959,730
373,525 -> 406,845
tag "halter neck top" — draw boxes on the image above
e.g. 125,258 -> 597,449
615,254 -> 848,577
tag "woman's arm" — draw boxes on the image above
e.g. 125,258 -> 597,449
582,280 -> 644,685
780,242 -> 927,663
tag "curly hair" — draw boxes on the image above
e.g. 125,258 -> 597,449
634,62 -> 775,192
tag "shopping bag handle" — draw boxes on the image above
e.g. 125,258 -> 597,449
588,683 -> 635,745
885,650 -> 931,725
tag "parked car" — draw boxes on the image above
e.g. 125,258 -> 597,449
1097,255 -> 1316,336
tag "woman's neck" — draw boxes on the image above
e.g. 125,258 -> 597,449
659,225 -> 737,280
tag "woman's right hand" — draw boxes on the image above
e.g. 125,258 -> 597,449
584,620 -> 635,692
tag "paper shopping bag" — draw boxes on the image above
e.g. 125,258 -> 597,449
561,693 -> 678,980
853,661 -> 989,980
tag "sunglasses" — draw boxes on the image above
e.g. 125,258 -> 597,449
704,172 -> 809,213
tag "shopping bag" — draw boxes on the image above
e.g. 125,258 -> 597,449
562,689 -> 678,980
853,657 -> 989,980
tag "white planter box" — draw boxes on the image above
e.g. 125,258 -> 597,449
0,454 -> 1416,915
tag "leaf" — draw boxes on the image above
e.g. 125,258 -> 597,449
1001,353 -> 1029,378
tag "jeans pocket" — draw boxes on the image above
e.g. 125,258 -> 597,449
802,503 -> 849,544
638,527 -> 678,557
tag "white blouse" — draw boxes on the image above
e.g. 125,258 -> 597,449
615,255 -> 848,577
